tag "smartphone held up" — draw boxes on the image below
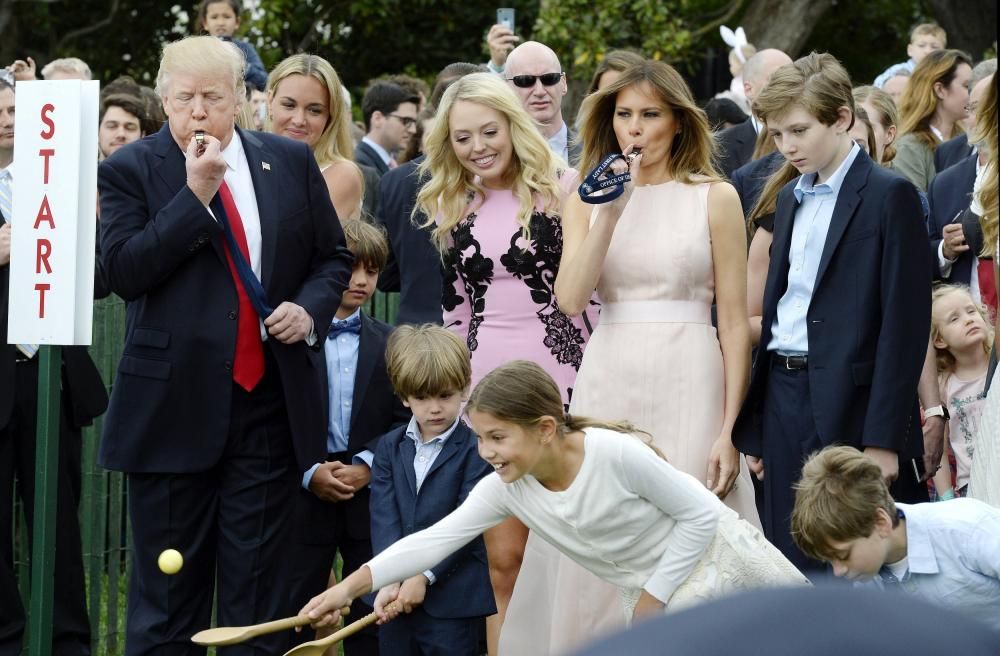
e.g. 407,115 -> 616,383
497,7 -> 515,31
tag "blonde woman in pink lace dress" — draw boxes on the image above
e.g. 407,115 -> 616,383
413,72 -> 595,654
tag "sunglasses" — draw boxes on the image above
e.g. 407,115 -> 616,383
508,72 -> 564,88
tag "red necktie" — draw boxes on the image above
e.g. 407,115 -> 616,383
978,258 -> 998,322
218,181 -> 265,391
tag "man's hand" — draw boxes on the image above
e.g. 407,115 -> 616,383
0,224 -> 10,266
184,134 -> 227,206
863,446 -> 899,483
264,301 -> 313,344
941,222 -> 969,260
373,583 -> 401,624
487,24 -> 519,69
331,463 -> 371,491
921,415 -> 946,482
7,58 -> 36,81
395,575 -> 428,614
309,461 -> 356,502
746,455 -> 765,481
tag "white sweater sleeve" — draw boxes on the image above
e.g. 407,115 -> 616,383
619,437 -> 721,603
366,473 -> 510,590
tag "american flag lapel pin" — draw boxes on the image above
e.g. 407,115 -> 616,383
262,161 -> 271,171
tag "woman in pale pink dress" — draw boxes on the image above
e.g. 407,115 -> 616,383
518,59 -> 761,654
413,72 -> 595,654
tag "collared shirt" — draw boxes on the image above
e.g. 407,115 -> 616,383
768,143 -> 861,354
362,136 -> 393,167
0,164 -> 13,221
219,132 -> 263,280
547,122 -> 569,163
405,415 -> 461,492
750,114 -> 762,136
870,500 -> 1000,630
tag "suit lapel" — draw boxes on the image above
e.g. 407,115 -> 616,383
814,153 -> 870,288
349,315 -> 378,434
762,188 -> 798,318
239,128 -> 278,289
398,435 -> 418,497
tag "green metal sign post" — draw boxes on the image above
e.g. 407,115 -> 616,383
27,345 -> 62,656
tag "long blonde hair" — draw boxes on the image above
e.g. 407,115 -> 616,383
970,73 -> 998,257
577,59 -> 721,183
931,284 -> 994,375
267,54 -> 356,172
898,49 -> 973,151
853,85 -> 898,164
414,73 -> 562,253
749,53 -> 856,228
466,360 -> 665,459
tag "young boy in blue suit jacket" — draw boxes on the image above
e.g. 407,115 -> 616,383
369,324 -> 495,655
285,219 -> 410,655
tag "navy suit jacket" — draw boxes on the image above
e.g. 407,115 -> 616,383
731,151 -> 784,218
934,133 -> 972,173
734,151 -> 931,458
369,420 -> 495,619
374,156 -> 444,325
716,120 -> 757,180
355,141 -> 389,177
927,153 -> 979,283
97,124 -> 353,473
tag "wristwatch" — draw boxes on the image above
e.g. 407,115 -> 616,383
924,405 -> 950,420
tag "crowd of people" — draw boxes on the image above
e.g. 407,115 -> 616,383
1,2 -> 998,655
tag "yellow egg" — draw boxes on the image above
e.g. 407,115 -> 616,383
158,549 -> 183,575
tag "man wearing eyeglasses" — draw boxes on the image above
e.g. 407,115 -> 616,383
355,81 -> 421,179
504,41 -> 580,166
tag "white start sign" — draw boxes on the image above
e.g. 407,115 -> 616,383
7,80 -> 98,346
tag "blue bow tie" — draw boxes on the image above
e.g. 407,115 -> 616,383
329,316 -> 361,337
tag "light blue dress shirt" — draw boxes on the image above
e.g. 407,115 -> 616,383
768,144 -> 861,355
302,309 -> 373,489
869,500 -> 1000,630
546,122 -> 569,163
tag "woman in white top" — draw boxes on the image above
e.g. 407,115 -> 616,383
267,54 -> 363,221
299,361 -> 807,633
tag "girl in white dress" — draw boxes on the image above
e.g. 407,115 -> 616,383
298,361 -> 807,636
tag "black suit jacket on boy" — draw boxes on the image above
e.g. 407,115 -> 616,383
734,150 -> 931,459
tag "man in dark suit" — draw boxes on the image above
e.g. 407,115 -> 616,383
928,152 -> 979,283
283,220 -> 410,654
0,76 -> 109,656
934,133 -> 971,173
355,81 -> 420,178
97,37 -> 352,654
734,58 -> 931,573
715,49 -> 791,179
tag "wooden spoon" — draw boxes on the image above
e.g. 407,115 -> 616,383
191,607 -> 350,646
282,604 -> 396,656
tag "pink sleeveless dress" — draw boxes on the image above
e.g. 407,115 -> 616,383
500,180 -> 760,655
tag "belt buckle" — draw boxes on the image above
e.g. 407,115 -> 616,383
784,356 -> 795,371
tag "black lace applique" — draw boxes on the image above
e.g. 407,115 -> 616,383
500,211 -> 585,369
444,213 -> 493,353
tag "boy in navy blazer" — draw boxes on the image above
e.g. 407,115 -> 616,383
369,324 -> 495,655
284,219 -> 410,655
733,54 -> 931,573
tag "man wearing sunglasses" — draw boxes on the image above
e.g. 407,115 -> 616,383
504,41 -> 580,166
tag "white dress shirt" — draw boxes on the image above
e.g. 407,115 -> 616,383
219,132 -> 263,281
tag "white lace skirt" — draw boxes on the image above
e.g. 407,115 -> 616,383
620,507 -> 810,621
968,371 -> 1000,507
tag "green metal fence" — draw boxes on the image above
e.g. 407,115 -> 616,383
14,290 -> 400,654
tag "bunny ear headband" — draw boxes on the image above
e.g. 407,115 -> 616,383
720,25 -> 749,62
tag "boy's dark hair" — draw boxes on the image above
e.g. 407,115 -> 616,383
341,218 -> 389,272
196,0 -> 242,33
100,93 -> 147,127
361,82 -> 420,132
429,62 -> 488,109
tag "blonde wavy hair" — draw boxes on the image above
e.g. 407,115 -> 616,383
898,48 -> 973,151
749,53 -> 855,228
970,73 -> 998,257
578,59 -> 720,183
931,284 -> 995,375
853,85 -> 898,164
267,54 -> 357,174
414,72 -> 562,253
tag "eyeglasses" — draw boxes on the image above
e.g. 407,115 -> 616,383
388,114 -> 417,127
507,72 -> 564,88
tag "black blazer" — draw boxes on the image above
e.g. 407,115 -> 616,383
734,151 -> 931,457
927,153 -> 979,284
934,133 -> 972,173
369,420 -> 495,619
374,156 -> 444,326
354,141 -> 389,177
731,151 -> 784,218
0,211 -> 109,430
716,120 -> 757,180
97,125 -> 353,473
